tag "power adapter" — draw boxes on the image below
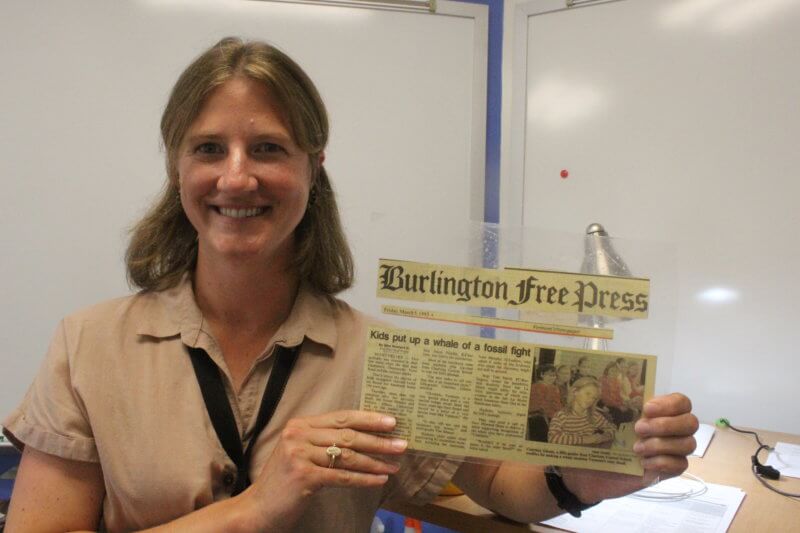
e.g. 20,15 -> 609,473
752,455 -> 781,480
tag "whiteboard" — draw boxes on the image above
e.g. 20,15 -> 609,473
0,0 -> 487,417
504,0 -> 800,434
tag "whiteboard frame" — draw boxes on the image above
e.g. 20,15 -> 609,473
498,0 -> 679,396
438,0 -> 489,222
268,0 -> 489,221
267,0 -> 434,13
502,0 -> 608,227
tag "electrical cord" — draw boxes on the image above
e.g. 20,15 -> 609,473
717,418 -> 800,499
750,444 -> 800,498
720,419 -> 768,447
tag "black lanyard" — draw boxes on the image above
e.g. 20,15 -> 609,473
187,344 -> 299,496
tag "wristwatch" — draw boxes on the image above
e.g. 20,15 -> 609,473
544,466 -> 598,518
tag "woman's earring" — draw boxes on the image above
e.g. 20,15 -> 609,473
308,186 -> 318,207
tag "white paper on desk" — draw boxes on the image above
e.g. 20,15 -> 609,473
540,479 -> 745,533
691,423 -> 715,457
766,442 -> 800,479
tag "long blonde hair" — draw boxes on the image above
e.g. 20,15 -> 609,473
567,376 -> 601,424
126,37 -> 353,294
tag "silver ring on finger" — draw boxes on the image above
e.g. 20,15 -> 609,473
326,443 -> 343,468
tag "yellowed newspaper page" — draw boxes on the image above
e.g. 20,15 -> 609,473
361,326 -> 656,475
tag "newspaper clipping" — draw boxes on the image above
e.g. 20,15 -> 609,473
360,326 -> 656,475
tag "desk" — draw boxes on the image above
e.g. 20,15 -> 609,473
385,426 -> 800,532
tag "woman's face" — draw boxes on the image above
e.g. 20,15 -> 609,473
177,77 -> 314,266
556,367 -> 571,384
573,384 -> 599,410
541,371 -> 556,384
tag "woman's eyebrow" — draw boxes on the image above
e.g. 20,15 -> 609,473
250,132 -> 294,145
184,133 -> 223,143
183,131 -> 294,145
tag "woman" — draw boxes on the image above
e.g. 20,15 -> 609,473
529,365 -> 562,420
616,357 -> 633,402
600,361 -> 635,426
570,355 -> 593,384
626,361 -> 645,409
527,365 -> 562,442
3,38 -> 698,531
555,364 -> 572,406
548,377 -> 616,447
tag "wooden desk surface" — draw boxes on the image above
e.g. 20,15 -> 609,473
385,426 -> 800,532
686,426 -> 800,532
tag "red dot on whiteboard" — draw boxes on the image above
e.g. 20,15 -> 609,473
560,169 -> 569,179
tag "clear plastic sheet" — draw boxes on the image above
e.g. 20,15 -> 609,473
357,214 -> 677,478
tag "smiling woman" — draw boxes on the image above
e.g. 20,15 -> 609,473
126,38 -> 352,296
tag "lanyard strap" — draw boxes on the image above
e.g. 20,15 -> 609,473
187,344 -> 299,496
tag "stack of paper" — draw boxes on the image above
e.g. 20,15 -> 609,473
691,423 -> 715,457
540,478 -> 745,533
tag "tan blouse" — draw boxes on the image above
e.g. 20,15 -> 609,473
3,278 -> 458,531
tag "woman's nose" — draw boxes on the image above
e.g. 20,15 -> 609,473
217,150 -> 258,192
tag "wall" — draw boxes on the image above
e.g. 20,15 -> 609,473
0,0 -> 487,417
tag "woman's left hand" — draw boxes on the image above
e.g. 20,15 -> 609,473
563,392 -> 698,503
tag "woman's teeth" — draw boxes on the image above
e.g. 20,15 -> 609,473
218,207 -> 267,218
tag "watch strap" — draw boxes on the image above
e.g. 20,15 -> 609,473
544,466 -> 598,518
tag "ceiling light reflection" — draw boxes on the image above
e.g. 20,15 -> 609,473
696,287 -> 740,304
659,0 -> 731,28
710,0 -> 797,33
527,76 -> 604,130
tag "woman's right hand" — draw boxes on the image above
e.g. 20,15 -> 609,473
238,410 -> 406,531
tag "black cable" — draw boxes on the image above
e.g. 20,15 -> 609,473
751,444 -> 800,498
722,420 -> 769,448
751,466 -> 800,498
751,445 -> 781,480
717,418 -> 800,499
